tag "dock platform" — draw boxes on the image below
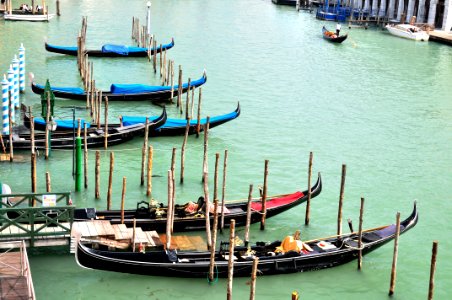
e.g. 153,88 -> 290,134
429,30 -> 452,46
0,241 -> 36,300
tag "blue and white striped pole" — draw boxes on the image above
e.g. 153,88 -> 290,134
7,66 -> 15,124
12,56 -> 19,109
19,44 -> 26,93
2,75 -> 9,135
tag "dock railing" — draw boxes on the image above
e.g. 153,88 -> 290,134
0,192 -> 74,247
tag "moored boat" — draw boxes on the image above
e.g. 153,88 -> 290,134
385,24 -> 429,41
76,202 -> 418,277
45,38 -> 175,57
23,103 -> 240,137
2,109 -> 166,150
322,26 -> 348,43
73,173 -> 322,232
3,9 -> 55,21
30,72 -> 207,102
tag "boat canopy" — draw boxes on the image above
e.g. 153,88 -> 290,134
34,84 -> 85,95
102,44 -> 129,55
34,117 -> 91,129
110,74 -> 206,95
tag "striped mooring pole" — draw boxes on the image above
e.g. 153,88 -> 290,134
12,55 -> 19,108
19,44 -> 25,93
7,65 -> 15,124
2,75 -> 9,135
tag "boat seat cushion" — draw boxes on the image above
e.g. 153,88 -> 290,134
102,44 -> 129,55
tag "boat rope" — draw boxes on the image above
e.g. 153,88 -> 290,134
206,264 -> 219,285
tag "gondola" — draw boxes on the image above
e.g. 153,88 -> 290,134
73,173 -> 322,232
322,26 -> 348,43
45,38 -> 175,57
122,102 -> 240,137
2,109 -> 166,150
30,71 -> 207,102
22,103 -> 240,137
76,202 -> 418,277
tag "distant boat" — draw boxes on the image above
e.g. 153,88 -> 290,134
3,9 -> 55,21
272,0 -> 297,6
385,24 -> 429,41
322,26 -> 348,43
45,38 -> 175,57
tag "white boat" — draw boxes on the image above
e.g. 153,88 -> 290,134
385,24 -> 429,41
3,12 -> 55,21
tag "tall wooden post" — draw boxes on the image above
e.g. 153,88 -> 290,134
388,212 -> 401,296
337,164 -> 346,236
45,92 -> 50,159
177,65 -> 182,108
196,88 -> 202,137
166,170 -> 173,250
104,97 -> 108,149
357,197 -> 365,269
227,219 -> 236,300
260,160 -> 269,230
31,153 -> 36,193
45,172 -> 51,192
83,123 -> 88,188
204,171 -> 212,250
146,145 -> 153,197
107,152 -> 114,210
201,117 -> 210,182
170,147 -> 176,219
428,241 -> 439,300
220,149 -> 228,231
95,150 -> 100,199
208,200 -> 219,283
305,151 -> 313,225
250,257 -> 259,300
132,218 -> 136,252
214,153 -> 220,201
245,184 -> 253,245
180,118 -> 190,183
120,177 -> 126,224
141,118 -> 149,186
185,78 -> 191,120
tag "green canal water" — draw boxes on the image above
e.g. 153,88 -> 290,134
1,0 -> 451,299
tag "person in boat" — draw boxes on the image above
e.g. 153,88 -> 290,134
274,230 -> 313,254
336,22 -> 342,37
36,4 -> 43,12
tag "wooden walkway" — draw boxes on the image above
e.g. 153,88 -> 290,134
71,220 -> 207,252
429,30 -> 452,46
0,241 -> 35,300
0,223 -> 71,249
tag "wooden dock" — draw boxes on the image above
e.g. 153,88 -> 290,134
0,241 -> 36,300
71,220 -> 207,252
429,30 -> 452,46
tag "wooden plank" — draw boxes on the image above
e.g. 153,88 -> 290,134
99,221 -> 115,237
92,220 -> 106,237
111,224 -> 123,240
118,224 -> 129,240
144,231 -> 155,246
86,221 -> 99,237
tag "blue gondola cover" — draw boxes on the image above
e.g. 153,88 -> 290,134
102,44 -> 129,55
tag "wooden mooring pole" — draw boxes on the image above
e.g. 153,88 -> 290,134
177,65 -> 182,109
227,219 -> 236,300
31,153 -> 36,193
388,212 -> 401,296
180,118 -> 190,183
107,152 -> 114,210
245,184 -> 253,246
214,152 -> 219,202
196,88 -> 202,137
120,177 -> 126,224
249,257 -> 259,300
337,164 -> 346,236
201,117 -> 210,182
220,149 -> 228,232
95,150 -> 100,199
203,171 -> 212,250
357,197 -> 364,270
428,241 -> 438,300
208,200 -> 219,283
83,123 -> 88,188
104,97 -> 108,149
260,160 -> 269,230
305,151 -> 313,225
45,172 -> 51,192
146,145 -> 153,197
141,118 -> 149,186
166,170 -> 173,250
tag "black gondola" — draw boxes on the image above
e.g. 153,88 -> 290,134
76,202 -> 418,277
45,38 -> 174,57
322,26 -> 348,43
30,71 -> 207,102
74,173 -> 322,232
23,103 -> 240,137
2,109 -> 166,150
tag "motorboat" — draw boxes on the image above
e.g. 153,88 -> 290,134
385,24 -> 429,41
